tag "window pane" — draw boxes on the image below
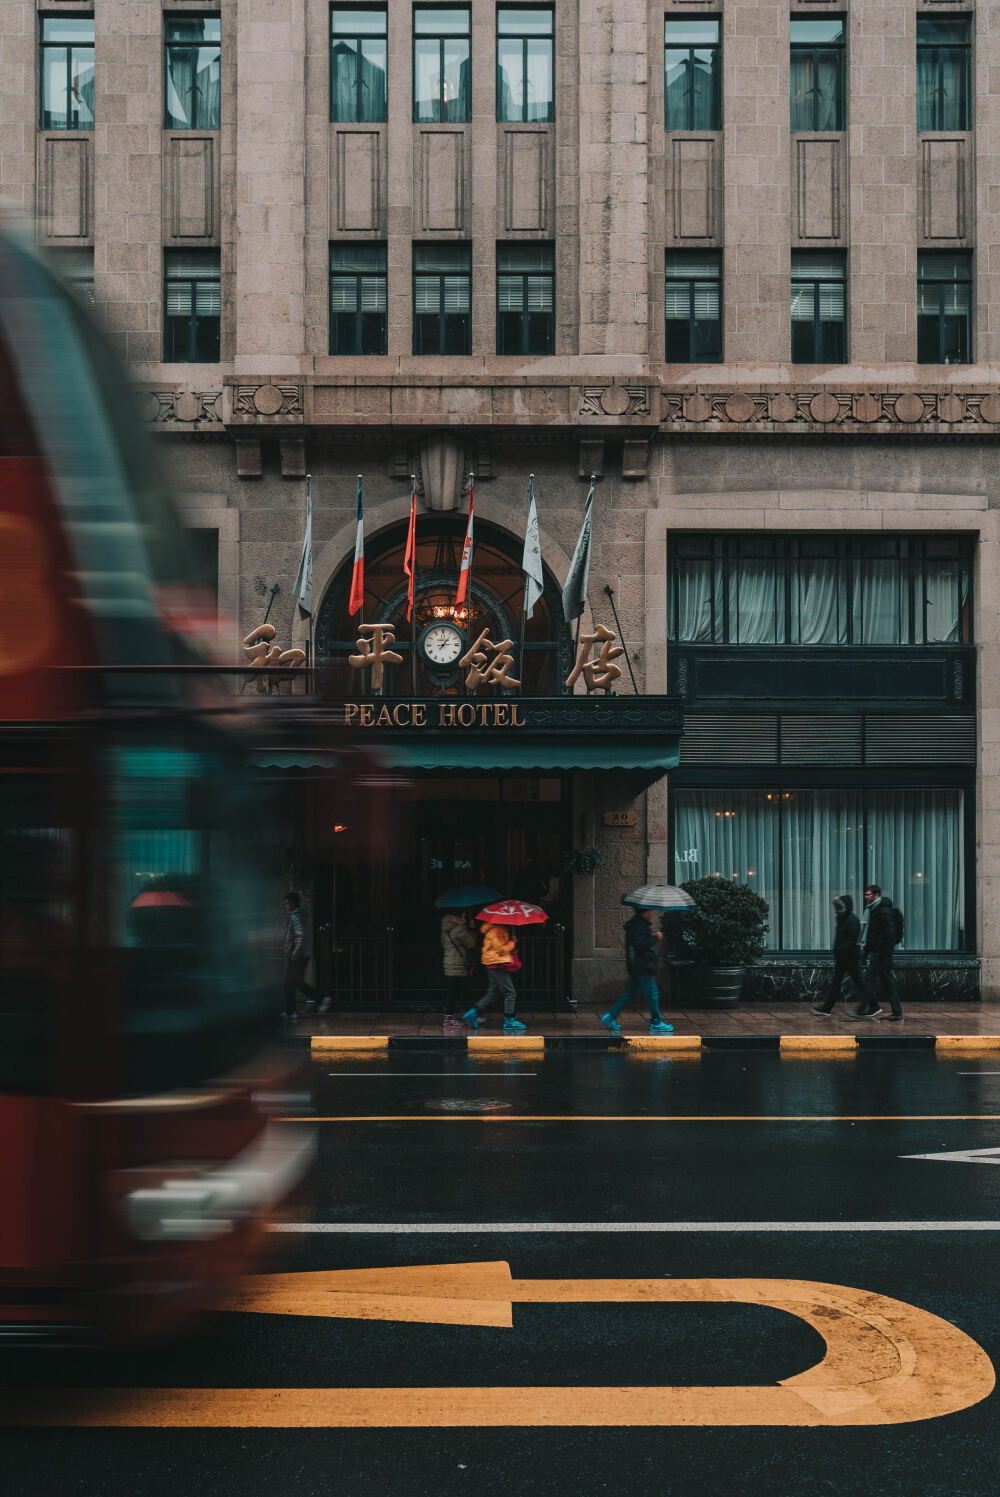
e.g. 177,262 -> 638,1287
853,557 -> 908,644
415,244 -> 470,272
924,559 -> 961,644
917,40 -> 968,131
498,244 -> 554,272
730,555 -> 784,643
331,244 -> 387,272
497,36 -> 523,119
166,36 -> 221,129
525,37 -> 553,121
443,38 -> 470,120
359,39 -> 388,120
790,558 -> 845,643
498,8 -> 553,35
414,37 -> 442,119
672,791 -> 779,948
672,557 -> 714,642
789,20 -> 844,43
781,791 -> 863,949
665,20 -> 719,45
414,8 -> 469,34
331,37 -> 360,119
331,8 -> 387,35
330,278 -> 359,312
42,18 -> 95,42
414,276 -> 441,314
867,790 -> 964,949
497,310 -> 522,352
497,274 -> 524,312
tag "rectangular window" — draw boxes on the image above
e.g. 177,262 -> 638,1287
165,15 -> 221,129
50,247 -> 94,306
40,17 -> 95,130
668,535 -> 973,647
413,243 -> 471,354
331,7 -> 387,123
917,18 -> 970,131
664,17 -> 720,131
497,7 -> 553,123
665,252 -> 722,362
164,251 -> 221,362
672,787 -> 965,952
791,252 -> 846,363
918,251 -> 972,364
496,243 -> 554,354
330,243 -> 388,354
790,17 -> 845,131
413,7 -> 470,122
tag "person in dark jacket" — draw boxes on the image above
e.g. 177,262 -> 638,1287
281,890 -> 316,1020
600,909 -> 674,1035
811,894 -> 864,1015
851,883 -> 903,1021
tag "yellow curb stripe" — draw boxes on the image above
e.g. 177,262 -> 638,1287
624,1035 -> 702,1051
292,1113 -> 1000,1123
935,1035 -> 1000,1050
308,1034 -> 1000,1056
780,1035 -> 857,1051
310,1037 -> 388,1051
467,1036 -> 546,1051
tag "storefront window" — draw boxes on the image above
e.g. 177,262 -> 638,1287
672,787 -> 965,951
669,535 -> 972,646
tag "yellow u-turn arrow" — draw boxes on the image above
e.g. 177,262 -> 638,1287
4,1263 -> 993,1428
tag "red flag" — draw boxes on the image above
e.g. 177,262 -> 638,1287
403,479 -> 417,622
454,477 -> 474,615
348,476 -> 364,617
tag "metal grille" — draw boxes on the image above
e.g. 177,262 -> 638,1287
679,715 -> 779,764
680,712 -> 977,767
781,715 -> 862,764
865,713 -> 976,765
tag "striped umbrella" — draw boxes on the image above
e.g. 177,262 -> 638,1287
621,884 -> 697,912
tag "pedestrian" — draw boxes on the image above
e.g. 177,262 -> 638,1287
810,894 -> 864,1015
281,890 -> 316,1020
441,909 -> 476,1031
462,920 -> 526,1034
600,908 -> 674,1035
851,883 -> 904,1021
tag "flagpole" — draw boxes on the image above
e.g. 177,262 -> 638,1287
518,473 -> 533,695
409,474 -> 418,695
306,474 -> 314,691
357,475 -> 364,629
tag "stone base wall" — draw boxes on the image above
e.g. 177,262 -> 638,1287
739,958 -> 981,1005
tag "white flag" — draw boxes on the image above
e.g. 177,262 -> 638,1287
561,478 -> 595,624
522,476 -> 544,620
294,476 -> 313,614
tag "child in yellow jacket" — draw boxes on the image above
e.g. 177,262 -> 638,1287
462,922 -> 526,1033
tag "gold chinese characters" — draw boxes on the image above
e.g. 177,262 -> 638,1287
243,623 -> 306,693
458,629 -> 521,690
349,623 -> 404,691
565,624 -> 624,692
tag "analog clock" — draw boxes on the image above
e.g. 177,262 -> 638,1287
419,623 -> 465,667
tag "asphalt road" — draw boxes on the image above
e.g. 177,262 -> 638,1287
4,1049 -> 1000,1497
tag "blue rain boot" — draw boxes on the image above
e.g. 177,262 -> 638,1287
462,1007 -> 480,1033
503,1017 -> 527,1033
649,1019 -> 674,1035
600,1012 -> 622,1034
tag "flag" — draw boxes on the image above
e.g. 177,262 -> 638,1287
561,476 -> 595,623
348,475 -> 365,617
293,475 -> 313,614
454,475 -> 474,614
403,476 -> 417,622
522,474 -> 543,620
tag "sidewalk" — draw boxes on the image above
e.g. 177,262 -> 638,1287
289,1002 -> 1000,1050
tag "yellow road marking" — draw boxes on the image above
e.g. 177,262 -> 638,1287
8,1267 -> 992,1428
289,1113 -> 1000,1123
779,1036 -> 856,1051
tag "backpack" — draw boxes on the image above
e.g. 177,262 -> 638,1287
886,905 -> 904,945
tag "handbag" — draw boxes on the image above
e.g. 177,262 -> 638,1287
500,954 -> 522,973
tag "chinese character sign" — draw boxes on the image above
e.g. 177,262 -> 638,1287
350,623 -> 403,691
458,630 -> 521,691
565,624 -> 623,693
243,623 -> 306,693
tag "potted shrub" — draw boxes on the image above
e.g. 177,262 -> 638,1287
662,876 -> 770,1009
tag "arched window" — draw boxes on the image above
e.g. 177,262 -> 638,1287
315,516 -> 567,696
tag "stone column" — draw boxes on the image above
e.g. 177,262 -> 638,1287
0,2 -> 34,221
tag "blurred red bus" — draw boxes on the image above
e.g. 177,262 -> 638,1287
0,219 -> 312,1345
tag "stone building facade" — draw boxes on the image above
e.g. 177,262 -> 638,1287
3,0 -> 1000,1001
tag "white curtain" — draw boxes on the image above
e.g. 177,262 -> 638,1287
781,791 -> 863,948
867,790 -> 963,949
792,558 -> 842,644
674,558 -> 714,642
729,558 -> 783,644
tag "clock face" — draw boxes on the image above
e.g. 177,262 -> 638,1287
421,624 -> 464,666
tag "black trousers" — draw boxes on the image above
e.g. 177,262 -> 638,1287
282,956 -> 315,1014
444,974 -> 469,1014
816,950 -> 865,1010
859,950 -> 902,1017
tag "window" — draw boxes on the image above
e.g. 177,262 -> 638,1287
672,787 -> 965,951
40,17 -> 95,130
790,17 -> 845,131
413,8 -> 470,122
918,252 -> 971,364
791,252 -> 845,363
664,18 -> 720,130
51,247 -> 94,306
497,8 -> 553,122
413,244 -> 471,353
330,244 -> 388,354
917,18 -> 970,131
330,7 -> 387,123
668,535 -> 973,647
164,251 -> 221,362
165,16 -> 221,129
496,243 -> 554,354
665,252 -> 722,362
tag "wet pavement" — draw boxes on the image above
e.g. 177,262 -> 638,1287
4,1050 -> 1000,1496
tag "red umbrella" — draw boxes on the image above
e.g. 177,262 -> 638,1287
478,900 -> 548,927
130,890 -> 191,908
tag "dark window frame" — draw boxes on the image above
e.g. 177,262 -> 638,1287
917,252 -> 972,365
412,5 -> 471,123
412,243 -> 472,355
496,6 -> 554,123
665,251 -> 723,363
164,13 -> 222,130
496,243 -> 554,355
163,251 -> 221,363
329,243 -> 388,355
917,17 -> 971,132
39,16 -> 95,131
664,16 -> 721,131
791,252 -> 847,363
790,17 -> 846,132
329,5 -> 388,123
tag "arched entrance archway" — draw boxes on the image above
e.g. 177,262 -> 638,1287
315,515 -> 569,696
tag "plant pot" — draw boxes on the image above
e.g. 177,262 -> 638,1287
690,964 -> 746,1009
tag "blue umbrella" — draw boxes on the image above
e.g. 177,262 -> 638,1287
435,885 -> 501,910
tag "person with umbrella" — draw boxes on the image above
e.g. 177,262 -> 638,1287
461,899 -> 545,1034
435,886 -> 499,1031
599,885 -> 694,1036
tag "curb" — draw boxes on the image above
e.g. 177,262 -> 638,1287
307,1033 -> 1000,1055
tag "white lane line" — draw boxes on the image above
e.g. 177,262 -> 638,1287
269,1220 -> 1000,1234
328,1073 -> 538,1078
959,1071 -> 1000,1075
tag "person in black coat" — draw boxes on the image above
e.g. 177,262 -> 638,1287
600,910 -> 674,1035
811,894 -> 864,1015
851,883 -> 903,1021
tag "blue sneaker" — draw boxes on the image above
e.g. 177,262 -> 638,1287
461,1007 -> 480,1033
502,1017 -> 527,1033
599,1012 -> 622,1034
649,1020 -> 674,1035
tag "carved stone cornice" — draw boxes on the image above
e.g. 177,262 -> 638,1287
141,389 -> 222,427
661,388 -> 1000,431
